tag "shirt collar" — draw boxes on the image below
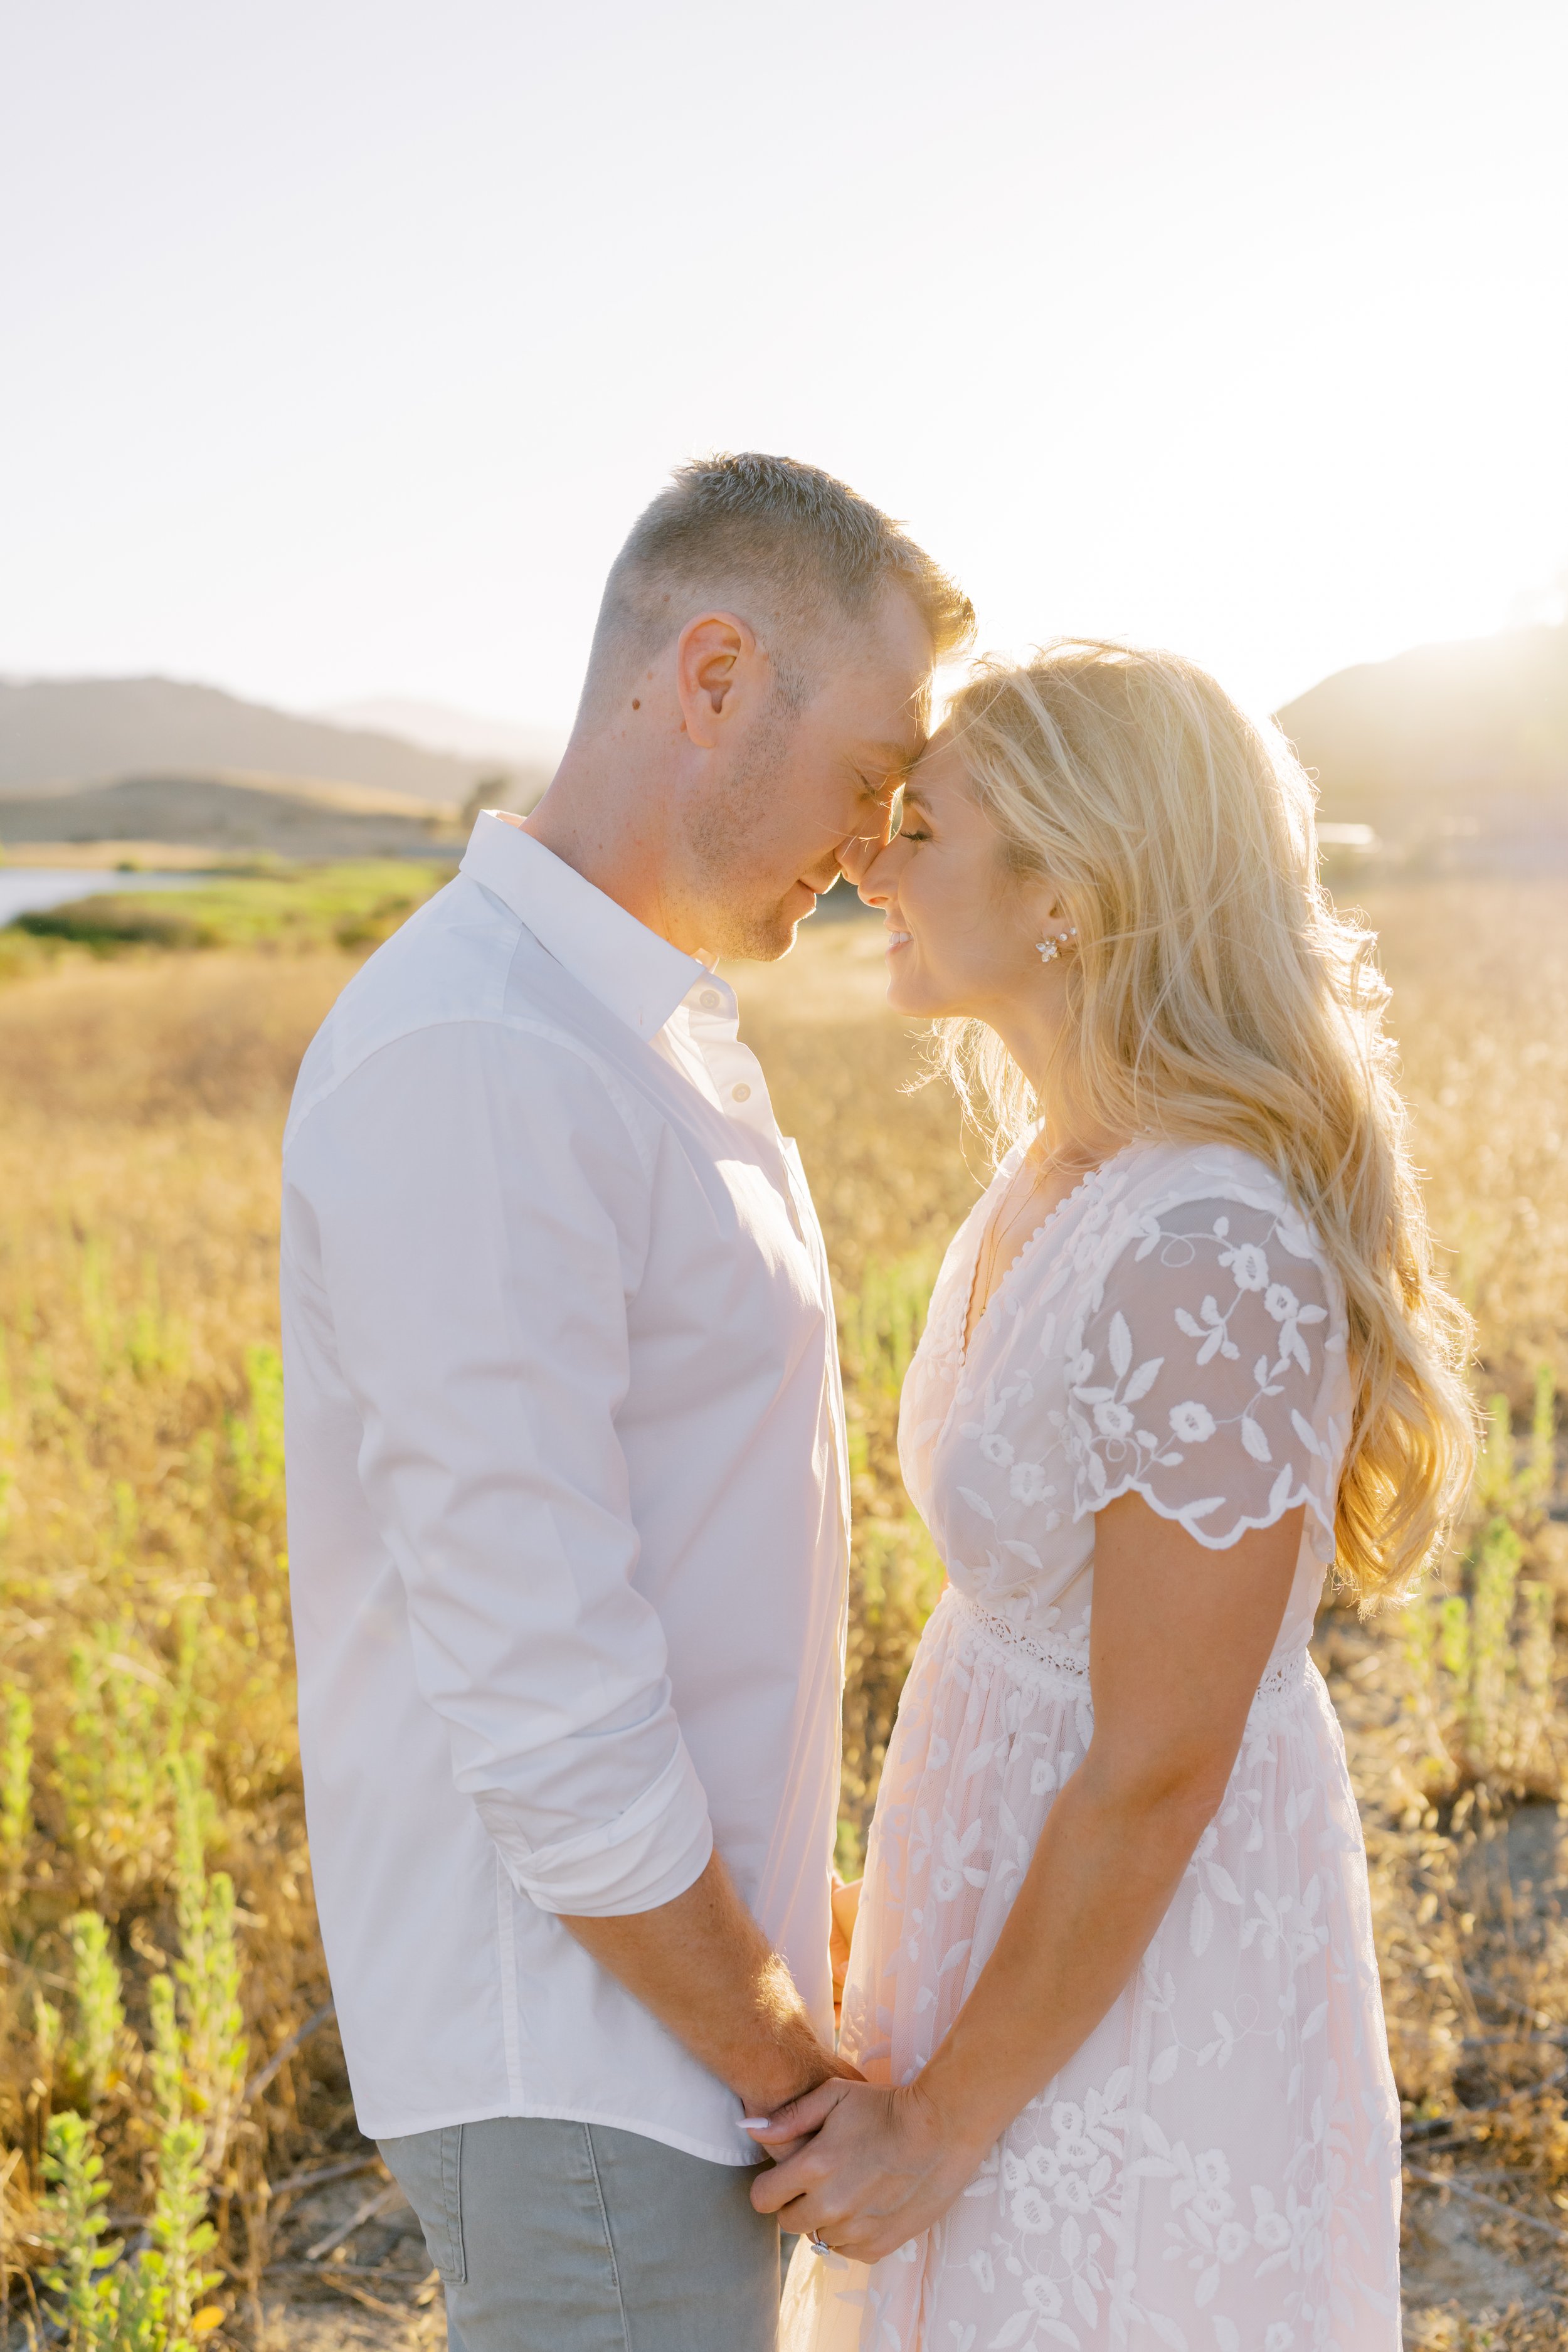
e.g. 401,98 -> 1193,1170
461,812 -> 707,1040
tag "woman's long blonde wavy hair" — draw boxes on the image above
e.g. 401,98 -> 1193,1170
936,638 -> 1475,1604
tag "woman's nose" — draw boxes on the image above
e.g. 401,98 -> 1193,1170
856,842 -> 896,908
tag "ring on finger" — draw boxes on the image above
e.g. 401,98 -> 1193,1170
809,2235 -> 832,2256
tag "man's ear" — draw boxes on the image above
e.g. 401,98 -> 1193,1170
676,612 -> 756,749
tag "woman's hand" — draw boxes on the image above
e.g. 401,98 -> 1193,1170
745,2077 -> 985,2262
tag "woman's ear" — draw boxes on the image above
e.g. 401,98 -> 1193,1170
1020,879 -> 1068,933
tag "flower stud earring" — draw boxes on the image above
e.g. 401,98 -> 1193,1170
1036,926 -> 1077,965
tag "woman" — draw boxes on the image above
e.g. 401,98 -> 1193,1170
749,643 -> 1475,2351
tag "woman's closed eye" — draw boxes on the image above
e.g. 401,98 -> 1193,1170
892,783 -> 933,842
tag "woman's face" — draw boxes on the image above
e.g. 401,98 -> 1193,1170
857,727 -> 1065,1020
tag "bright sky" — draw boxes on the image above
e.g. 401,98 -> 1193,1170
3,0 -> 1565,736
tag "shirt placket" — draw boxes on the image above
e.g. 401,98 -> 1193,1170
682,980 -> 805,1242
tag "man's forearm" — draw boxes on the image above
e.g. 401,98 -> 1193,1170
563,1851 -> 856,2116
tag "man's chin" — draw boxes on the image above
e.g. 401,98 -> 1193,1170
716,894 -> 816,963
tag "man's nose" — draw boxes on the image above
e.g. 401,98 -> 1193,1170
836,831 -> 883,888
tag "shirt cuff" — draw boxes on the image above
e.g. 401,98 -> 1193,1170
475,1737 -> 715,1917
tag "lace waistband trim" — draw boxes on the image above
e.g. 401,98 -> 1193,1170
947,1588 -> 1311,1710
950,1591 -> 1090,1685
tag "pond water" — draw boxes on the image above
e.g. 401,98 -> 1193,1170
0,868 -> 198,926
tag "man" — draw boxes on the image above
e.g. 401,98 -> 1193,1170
280,453 -> 972,2351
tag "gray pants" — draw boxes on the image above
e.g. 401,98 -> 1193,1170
379,2115 -> 781,2352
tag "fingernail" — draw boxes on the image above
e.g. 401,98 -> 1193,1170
739,2117 -> 771,2129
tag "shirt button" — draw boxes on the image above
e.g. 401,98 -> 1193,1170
731,1082 -> 751,1103
700,989 -> 721,1010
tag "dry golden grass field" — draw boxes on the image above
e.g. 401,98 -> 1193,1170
2,877 -> 1567,2349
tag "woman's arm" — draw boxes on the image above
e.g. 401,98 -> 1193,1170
748,1491 -> 1303,2259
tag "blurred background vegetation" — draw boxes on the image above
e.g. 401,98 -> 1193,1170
0,854 -> 1566,2345
1,862 -> 454,968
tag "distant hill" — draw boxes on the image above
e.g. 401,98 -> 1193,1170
0,675 -> 493,803
0,674 -> 554,856
0,771 -> 468,859
1276,622 -> 1568,869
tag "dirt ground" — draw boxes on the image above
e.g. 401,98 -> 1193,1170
255,2140 -> 1568,2349
255,2164 -> 441,2351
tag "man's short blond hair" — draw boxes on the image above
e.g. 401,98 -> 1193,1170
583,452 -> 973,714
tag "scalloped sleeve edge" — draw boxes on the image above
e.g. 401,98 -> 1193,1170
1069,1466 -> 1337,1557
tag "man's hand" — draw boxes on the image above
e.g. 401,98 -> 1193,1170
829,1875 -> 861,2028
744,2077 -> 983,2261
562,1851 -> 859,2124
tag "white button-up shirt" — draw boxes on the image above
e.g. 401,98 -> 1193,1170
281,815 -> 849,2160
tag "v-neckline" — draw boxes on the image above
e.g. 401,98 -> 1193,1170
957,1142 -> 1133,1370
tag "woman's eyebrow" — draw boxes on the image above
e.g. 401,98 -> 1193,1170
899,781 -> 931,812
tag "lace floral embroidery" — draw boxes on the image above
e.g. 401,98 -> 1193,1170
1064,1195 -> 1345,1554
782,1151 -> 1397,2352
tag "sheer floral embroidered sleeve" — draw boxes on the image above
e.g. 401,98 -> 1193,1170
1065,1192 -> 1345,1559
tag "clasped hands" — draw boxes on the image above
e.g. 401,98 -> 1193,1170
744,1876 -> 981,2264
745,2075 -> 982,2264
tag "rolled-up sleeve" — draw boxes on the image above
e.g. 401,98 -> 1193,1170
290,1014 -> 714,1917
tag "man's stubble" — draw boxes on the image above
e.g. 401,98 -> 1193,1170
677,699 -> 810,963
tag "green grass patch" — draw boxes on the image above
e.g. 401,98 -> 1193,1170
9,860 -> 457,958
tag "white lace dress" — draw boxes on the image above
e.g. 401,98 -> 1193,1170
783,1138 -> 1401,2352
